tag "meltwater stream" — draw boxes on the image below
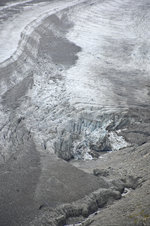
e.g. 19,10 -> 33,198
0,0 -> 150,225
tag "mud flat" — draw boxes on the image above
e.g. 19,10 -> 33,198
0,0 -> 150,225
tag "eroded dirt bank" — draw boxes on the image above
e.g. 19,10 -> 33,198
0,0 -> 150,225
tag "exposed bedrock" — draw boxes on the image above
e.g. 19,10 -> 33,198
0,0 -> 150,225
30,174 -> 142,226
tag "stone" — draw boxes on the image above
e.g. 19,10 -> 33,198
93,169 -> 109,177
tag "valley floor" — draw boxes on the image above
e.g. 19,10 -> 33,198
0,0 -> 150,225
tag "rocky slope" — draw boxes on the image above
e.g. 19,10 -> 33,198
0,0 -> 150,225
